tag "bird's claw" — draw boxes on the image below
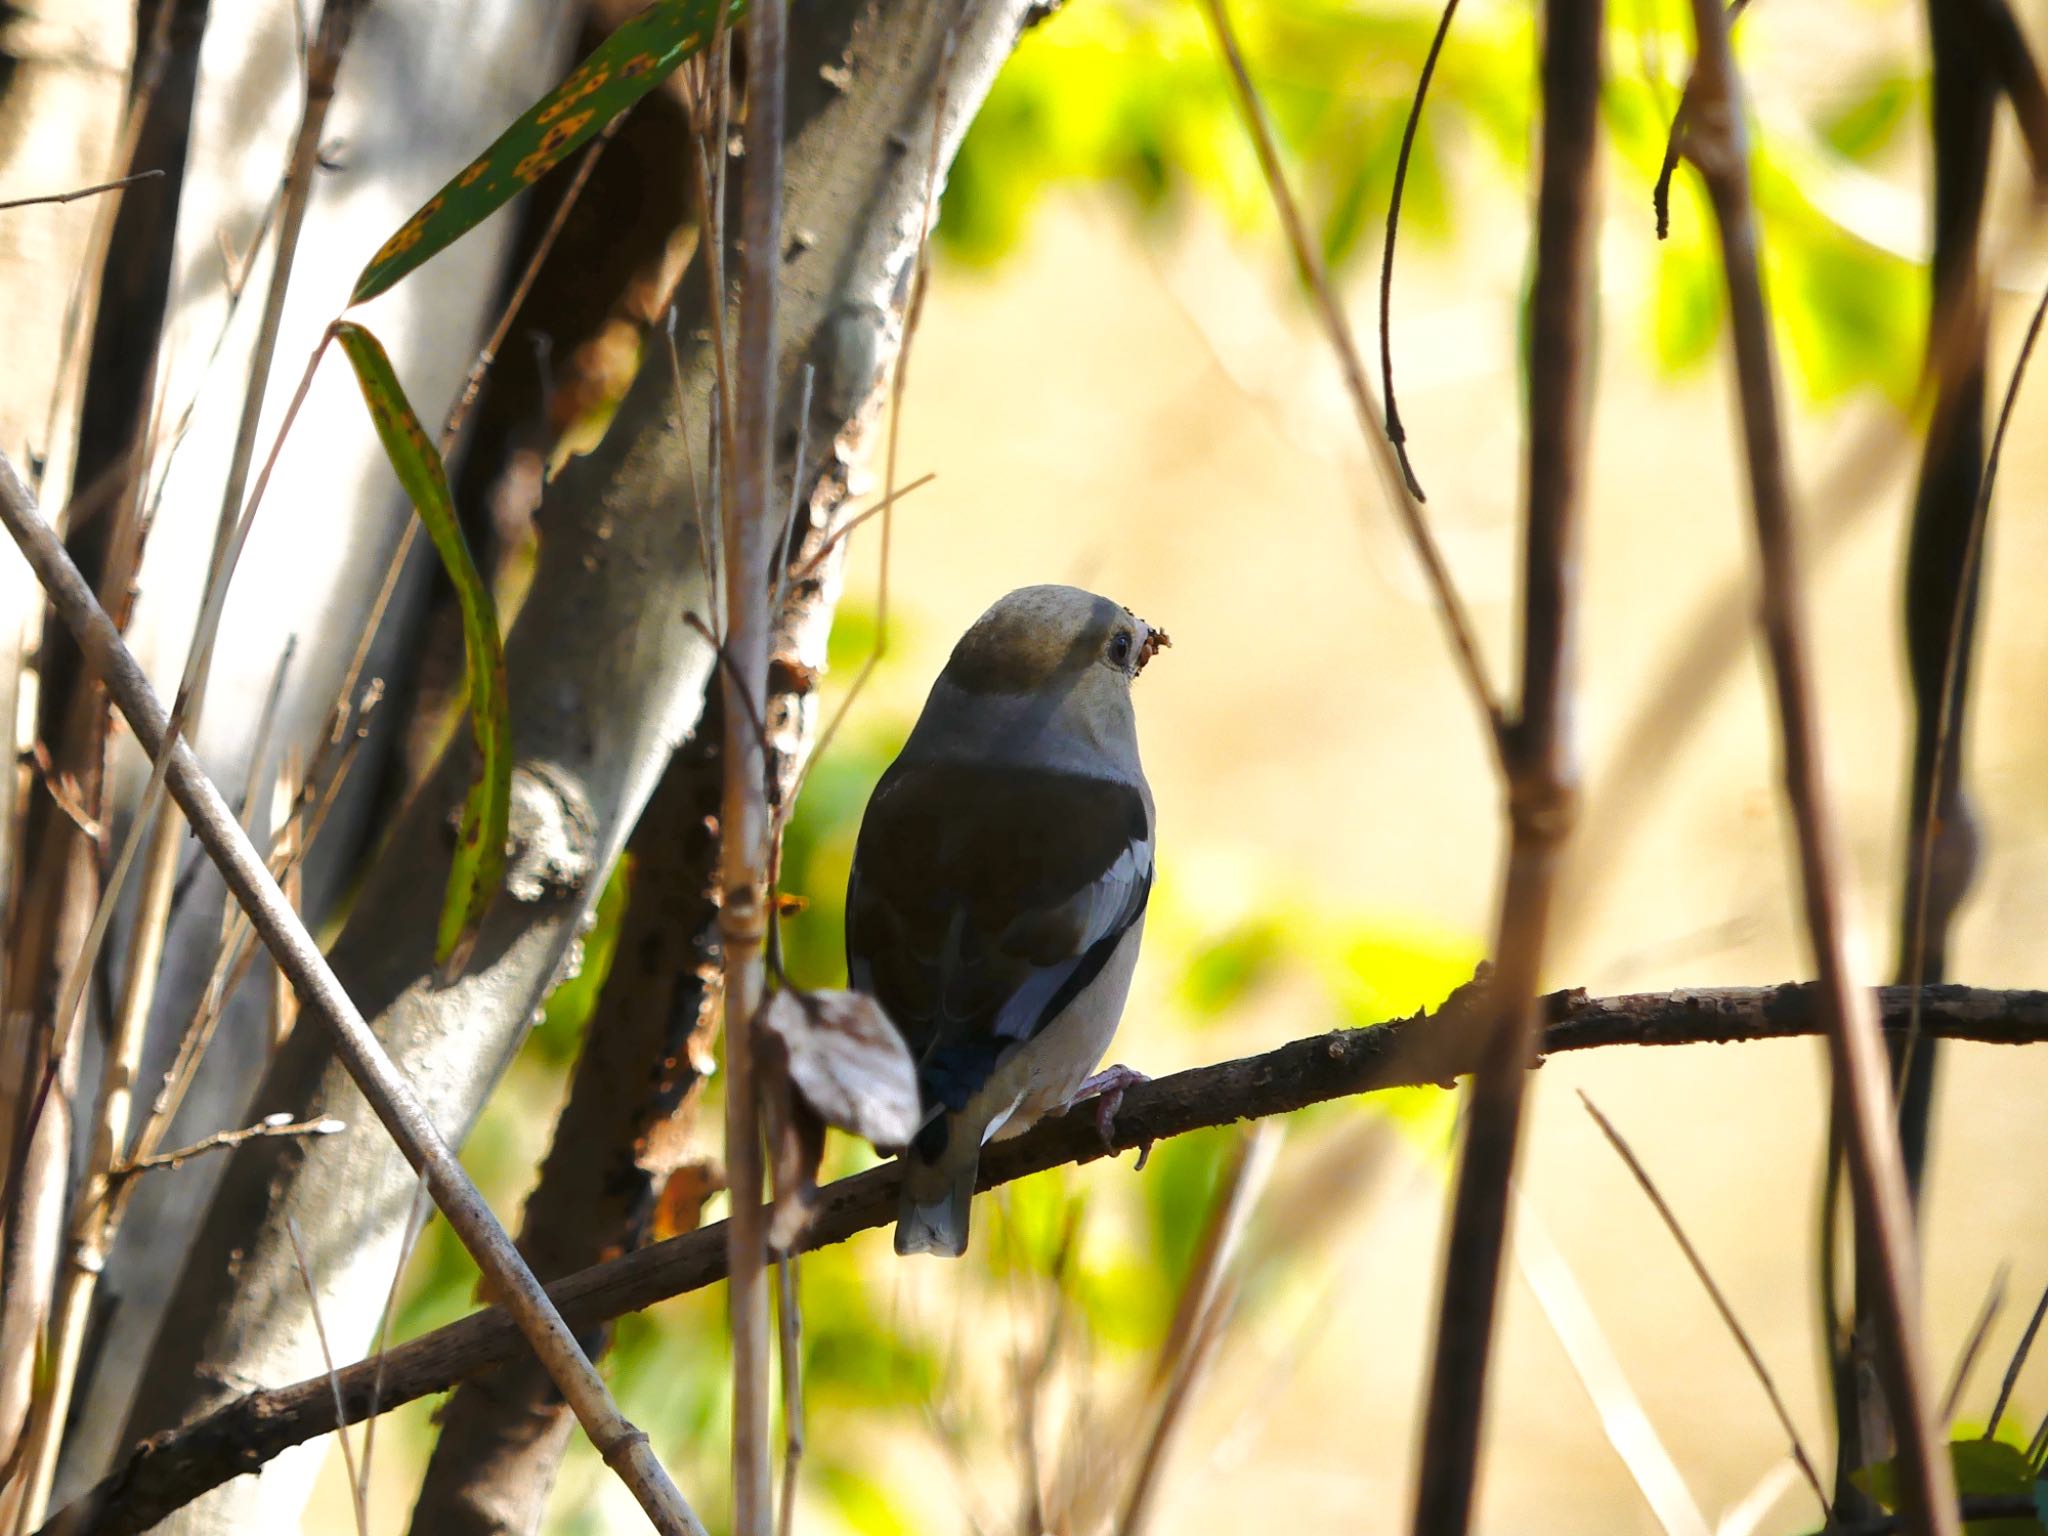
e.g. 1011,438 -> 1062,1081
1071,1064 -> 1152,1167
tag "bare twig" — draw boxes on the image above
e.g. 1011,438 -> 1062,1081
1199,0 -> 1503,753
0,449 -> 706,1536
54,980 -> 2048,1534
1378,0 -> 1460,502
1984,1279 -> 2048,1442
726,1 -> 790,1530
1894,273 -> 2048,1114
0,169 -> 164,213
284,1218 -> 368,1536
357,1171 -> 432,1517
1677,2 -> 1959,1529
785,474 -> 937,588
775,1257 -> 803,1536
108,1112 -> 344,1182
1938,1264 -> 2006,1425
1652,0 -> 1753,239
1409,2 -> 1601,1531
1580,1092 -> 1828,1517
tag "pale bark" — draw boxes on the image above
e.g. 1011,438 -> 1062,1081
61,0 -> 582,1499
0,6 -> 131,1488
113,1 -> 1051,1530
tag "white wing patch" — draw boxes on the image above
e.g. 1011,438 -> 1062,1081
987,830 -> 1152,1044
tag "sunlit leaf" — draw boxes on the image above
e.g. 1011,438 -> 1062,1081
335,322 -> 511,966
350,0 -> 743,304
1857,1439 -> 2044,1535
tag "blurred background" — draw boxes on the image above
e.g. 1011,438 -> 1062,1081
341,0 -> 2048,1530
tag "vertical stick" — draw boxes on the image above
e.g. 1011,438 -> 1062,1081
1407,2 -> 1602,1531
725,0 -> 786,1530
1677,2 -> 1960,1531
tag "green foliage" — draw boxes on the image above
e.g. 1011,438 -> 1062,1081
953,0 -> 1930,407
350,0 -> 742,304
1857,1438 -> 2048,1535
943,0 -> 1529,269
335,322 -> 511,966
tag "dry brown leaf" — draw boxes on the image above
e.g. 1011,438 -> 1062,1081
755,988 -> 919,1148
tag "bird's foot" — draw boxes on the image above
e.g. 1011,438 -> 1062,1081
1070,1064 -> 1153,1169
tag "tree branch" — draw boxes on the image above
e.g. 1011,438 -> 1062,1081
1678,1 -> 1960,1529
50,981 -> 2048,1536
1410,2 -> 1601,1530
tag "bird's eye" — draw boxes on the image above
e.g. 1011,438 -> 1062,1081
1108,630 -> 1134,667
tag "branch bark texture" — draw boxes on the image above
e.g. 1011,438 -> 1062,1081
404,714 -> 726,1536
86,4 -> 1045,1534
50,981 -> 2048,1536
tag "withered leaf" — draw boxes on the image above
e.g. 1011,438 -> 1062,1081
756,988 -> 920,1149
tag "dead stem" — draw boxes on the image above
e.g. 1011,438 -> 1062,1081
724,0 -> 791,1528
1677,0 -> 1959,1527
1580,1091 -> 1828,1517
1408,2 -> 1601,1530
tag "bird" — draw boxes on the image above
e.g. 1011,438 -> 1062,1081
845,584 -> 1168,1257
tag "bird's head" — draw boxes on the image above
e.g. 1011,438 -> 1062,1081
944,583 -> 1169,696
914,585 -> 1169,772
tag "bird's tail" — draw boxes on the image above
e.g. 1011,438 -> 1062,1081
895,1141 -> 977,1257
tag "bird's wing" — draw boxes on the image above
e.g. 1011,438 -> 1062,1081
846,760 -> 1152,1115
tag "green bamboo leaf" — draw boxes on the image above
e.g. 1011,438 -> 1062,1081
350,0 -> 744,304
334,322 -> 511,967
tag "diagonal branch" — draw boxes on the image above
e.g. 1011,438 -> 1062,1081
49,980 -> 2048,1536
1676,3 -> 1960,1531
0,450 -> 705,1536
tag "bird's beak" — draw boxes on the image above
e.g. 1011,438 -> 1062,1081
1136,619 -> 1171,674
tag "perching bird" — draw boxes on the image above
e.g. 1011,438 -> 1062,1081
846,585 -> 1168,1257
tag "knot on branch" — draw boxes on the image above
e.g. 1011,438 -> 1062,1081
1504,773 -> 1577,842
504,762 -> 598,902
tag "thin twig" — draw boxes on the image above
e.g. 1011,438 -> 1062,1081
1938,1264 -> 2006,1426
1677,2 -> 1959,1529
1408,1 -> 1602,1530
1984,1279 -> 2048,1442
1895,275 -> 2048,1105
1378,0 -> 1460,502
774,1257 -> 803,1536
1199,0 -> 1503,754
1653,0 -> 1754,239
771,365 -> 816,619
357,1171 -> 433,1518
785,474 -> 938,588
726,0 -> 790,1529
0,448 -> 706,1536
109,1112 -> 344,1183
284,1217 -> 368,1536
1580,1092 -> 1828,1518
42,981 -> 2048,1535
0,169 -> 165,213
